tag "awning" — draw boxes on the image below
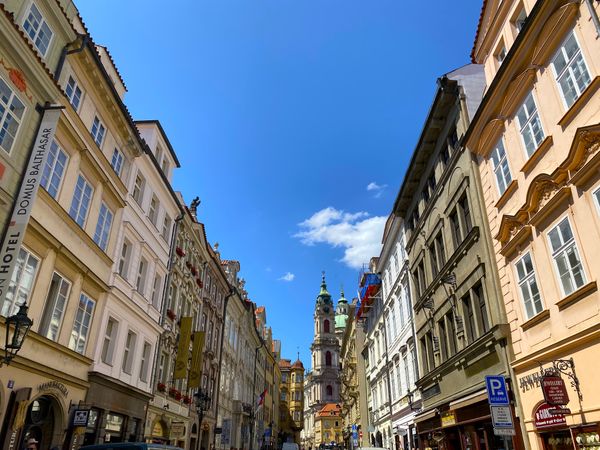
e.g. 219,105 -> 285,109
414,408 -> 437,423
448,389 -> 488,411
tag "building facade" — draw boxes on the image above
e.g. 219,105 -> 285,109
467,1 -> 600,449
278,357 -> 304,445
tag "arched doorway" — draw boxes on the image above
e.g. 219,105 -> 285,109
21,396 -> 62,450
376,431 -> 383,448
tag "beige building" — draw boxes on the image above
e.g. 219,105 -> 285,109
394,64 -> 525,450
313,403 -> 342,447
467,1 -> 600,449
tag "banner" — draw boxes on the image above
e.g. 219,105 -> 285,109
173,316 -> 193,380
188,330 -> 205,388
0,108 -> 61,306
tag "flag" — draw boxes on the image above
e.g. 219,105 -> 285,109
188,331 -> 205,389
174,317 -> 193,380
257,388 -> 267,407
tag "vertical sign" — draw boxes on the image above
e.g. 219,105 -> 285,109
485,375 -> 515,436
0,108 -> 61,306
188,331 -> 205,388
173,316 -> 192,379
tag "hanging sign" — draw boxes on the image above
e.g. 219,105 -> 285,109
541,375 -> 569,406
534,402 -> 566,429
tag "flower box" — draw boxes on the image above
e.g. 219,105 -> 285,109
175,247 -> 185,257
183,395 -> 192,405
168,387 -> 181,399
157,383 -> 166,392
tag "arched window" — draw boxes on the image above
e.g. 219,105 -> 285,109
326,351 -> 332,366
326,385 -> 333,397
324,319 -> 330,333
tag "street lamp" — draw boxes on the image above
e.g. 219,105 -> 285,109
194,389 -> 211,436
406,390 -> 420,412
2,303 -> 33,366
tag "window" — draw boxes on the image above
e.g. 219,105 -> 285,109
151,273 -> 162,308
161,158 -> 170,176
430,232 -> 445,277
323,319 -> 330,333
122,329 -> 137,374
325,351 -> 332,366
462,293 -> 475,344
39,272 -> 71,341
517,92 -> 545,157
40,140 -> 68,199
23,3 -> 53,56
438,318 -> 447,361
425,332 -> 435,370
93,202 -> 113,251
514,8 -> 527,33
1,248 -> 39,317
495,44 -> 507,66
491,140 -> 512,195
552,31 -> 591,108
69,174 -> 93,227
413,260 -> 426,298
548,217 -> 586,296
149,194 -> 159,226
0,77 -> 25,154
101,317 -> 118,365
139,341 -> 152,382
473,283 -> 489,333
111,148 -> 124,177
65,76 -> 82,111
162,215 -> 172,242
446,311 -> 457,356
69,293 -> 95,354
136,257 -> 148,294
132,172 -> 145,206
515,252 -> 544,319
118,239 -> 132,278
326,385 -> 333,397
459,194 -> 472,234
449,209 -> 461,248
90,116 -> 106,147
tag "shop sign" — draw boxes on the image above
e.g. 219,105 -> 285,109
152,421 -> 166,438
542,375 -> 570,406
170,421 -> 185,438
37,380 -> 69,398
441,411 -> 456,428
534,403 -> 567,429
71,409 -> 90,427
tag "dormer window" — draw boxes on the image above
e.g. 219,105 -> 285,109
23,3 -> 53,57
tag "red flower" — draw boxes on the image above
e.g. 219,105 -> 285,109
166,309 -> 177,321
176,247 -> 185,257
183,395 -> 192,404
169,387 -> 181,399
157,383 -> 166,392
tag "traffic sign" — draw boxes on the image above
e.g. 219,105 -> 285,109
493,428 -> 516,436
491,406 -> 513,428
485,375 -> 509,405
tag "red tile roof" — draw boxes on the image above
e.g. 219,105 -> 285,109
471,0 -> 488,62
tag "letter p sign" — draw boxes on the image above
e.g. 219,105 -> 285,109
485,375 -> 509,405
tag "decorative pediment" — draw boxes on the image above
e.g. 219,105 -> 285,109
477,118 -> 505,157
531,1 -> 580,67
499,67 -> 537,118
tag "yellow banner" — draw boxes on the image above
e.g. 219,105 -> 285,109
188,331 -> 205,389
174,317 -> 193,380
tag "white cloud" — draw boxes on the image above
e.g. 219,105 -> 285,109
295,207 -> 386,269
279,272 -> 295,282
366,181 -> 387,198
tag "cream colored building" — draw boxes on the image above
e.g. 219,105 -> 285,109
467,1 -> 600,449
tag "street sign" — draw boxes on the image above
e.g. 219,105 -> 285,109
541,375 -> 570,406
491,406 -> 513,428
72,410 -> 89,427
485,375 -> 510,405
493,428 -> 516,436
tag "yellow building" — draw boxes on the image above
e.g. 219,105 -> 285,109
279,358 -> 305,445
314,403 -> 342,448
467,0 -> 600,449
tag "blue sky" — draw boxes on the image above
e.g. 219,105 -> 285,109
77,0 -> 482,366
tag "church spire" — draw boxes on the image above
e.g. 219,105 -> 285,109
316,271 -> 332,306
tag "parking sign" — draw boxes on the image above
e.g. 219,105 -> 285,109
485,375 -> 509,405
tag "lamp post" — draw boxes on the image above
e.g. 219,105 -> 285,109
1,303 -> 33,366
194,389 -> 211,450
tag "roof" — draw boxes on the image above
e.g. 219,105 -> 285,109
471,0 -> 488,62
279,359 -> 292,369
291,359 -> 304,370
317,403 -> 341,417
135,120 -> 181,167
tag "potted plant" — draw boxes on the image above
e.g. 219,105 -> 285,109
174,391 -> 183,401
157,382 -> 166,392
183,395 -> 192,405
176,247 -> 185,257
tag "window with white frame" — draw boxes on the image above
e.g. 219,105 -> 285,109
39,272 -> 71,341
90,116 -> 106,147
65,76 -> 82,111
162,215 -> 172,242
69,293 -> 95,354
136,257 -> 148,294
151,273 -> 162,308
149,194 -> 159,226
22,2 -> 53,57
69,174 -> 93,227
491,139 -> 512,195
101,317 -> 119,365
139,341 -> 152,382
40,140 -> 68,199
552,31 -> 591,108
0,77 -> 26,154
93,202 -> 113,251
515,252 -> 544,320
0,247 -> 39,317
132,172 -> 145,206
122,329 -> 137,374
118,239 -> 132,279
548,217 -> 586,296
516,92 -> 545,157
110,148 -> 124,177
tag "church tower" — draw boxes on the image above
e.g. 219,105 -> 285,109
334,289 -> 349,344
310,273 -> 341,408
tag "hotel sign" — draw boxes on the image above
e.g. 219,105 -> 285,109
541,375 -> 569,406
0,107 -> 61,305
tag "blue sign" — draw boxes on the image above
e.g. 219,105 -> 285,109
485,375 -> 509,405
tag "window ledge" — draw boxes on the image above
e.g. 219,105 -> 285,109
520,135 -> 554,175
558,76 -> 600,128
520,309 -> 550,331
556,280 -> 597,310
494,179 -> 518,210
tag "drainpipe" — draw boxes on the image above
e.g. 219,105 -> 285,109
54,33 -> 89,80
584,0 -> 600,38
212,288 -> 235,448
